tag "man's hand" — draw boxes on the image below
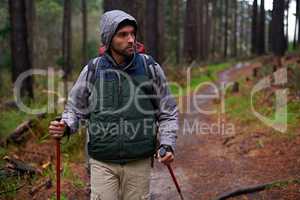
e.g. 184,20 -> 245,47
158,151 -> 174,165
157,145 -> 174,165
48,120 -> 66,139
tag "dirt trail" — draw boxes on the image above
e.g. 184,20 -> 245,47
149,62 -> 300,200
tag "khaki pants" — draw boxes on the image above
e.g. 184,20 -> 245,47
90,157 -> 151,200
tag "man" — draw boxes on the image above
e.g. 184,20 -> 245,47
49,10 -> 178,200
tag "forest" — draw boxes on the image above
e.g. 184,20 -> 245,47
0,0 -> 300,199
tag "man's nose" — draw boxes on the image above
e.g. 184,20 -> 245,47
128,34 -> 135,43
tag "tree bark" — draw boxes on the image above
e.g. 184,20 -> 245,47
285,0 -> 290,50
240,1 -> 245,56
62,0 -> 72,79
145,0 -> 158,61
224,0 -> 229,58
293,0 -> 299,48
173,0 -> 180,64
211,0 -> 217,58
271,0 -> 285,56
157,0 -> 165,63
257,0 -> 265,55
25,0 -> 35,68
298,0 -> 300,44
204,0 -> 211,60
183,0 -> 197,63
196,0 -> 204,61
81,0 -> 87,65
251,0 -> 258,54
232,0 -> 238,57
8,0 -> 34,99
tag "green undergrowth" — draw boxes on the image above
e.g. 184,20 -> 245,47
0,174 -> 23,199
61,129 -> 86,162
170,61 -> 232,96
0,69 -> 12,102
223,78 -> 300,137
42,160 -> 85,189
50,193 -> 68,200
0,108 -> 57,140
0,110 -> 29,139
266,179 -> 300,190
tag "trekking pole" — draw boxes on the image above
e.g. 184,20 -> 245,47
159,148 -> 184,200
56,137 -> 61,200
54,117 -> 62,200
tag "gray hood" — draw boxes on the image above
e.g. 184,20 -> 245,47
100,10 -> 137,48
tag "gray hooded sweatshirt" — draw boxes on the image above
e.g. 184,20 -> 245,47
100,10 -> 136,48
62,10 -> 178,151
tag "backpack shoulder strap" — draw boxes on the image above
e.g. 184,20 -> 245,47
140,53 -> 160,113
141,54 -> 158,82
86,56 -> 103,84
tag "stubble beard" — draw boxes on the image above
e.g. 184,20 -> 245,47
111,44 -> 133,58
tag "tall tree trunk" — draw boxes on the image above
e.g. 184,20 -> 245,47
134,1 -> 145,43
293,0 -> 299,48
268,10 -> 273,52
157,0 -> 165,63
251,0 -> 258,54
103,0 -> 121,11
240,0 -> 245,56
211,0 -> 217,58
62,0 -> 72,79
172,0 -> 181,64
224,0 -> 229,58
232,0 -> 238,57
81,0 -> 87,65
196,0 -> 204,61
285,0 -> 290,50
217,0 -> 224,58
9,0 -> 34,99
183,0 -> 197,63
271,0 -> 285,57
298,0 -> 300,44
145,0 -> 160,61
247,3 -> 253,55
204,0 -> 211,60
257,0 -> 265,54
25,0 -> 35,69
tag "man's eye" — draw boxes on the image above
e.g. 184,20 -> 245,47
117,32 -> 135,38
119,32 -> 128,37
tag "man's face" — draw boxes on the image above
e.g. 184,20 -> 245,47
110,25 -> 136,57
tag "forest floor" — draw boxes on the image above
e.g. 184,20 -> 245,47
1,53 -> 300,200
150,53 -> 300,200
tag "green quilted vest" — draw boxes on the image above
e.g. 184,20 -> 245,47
87,54 -> 157,164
